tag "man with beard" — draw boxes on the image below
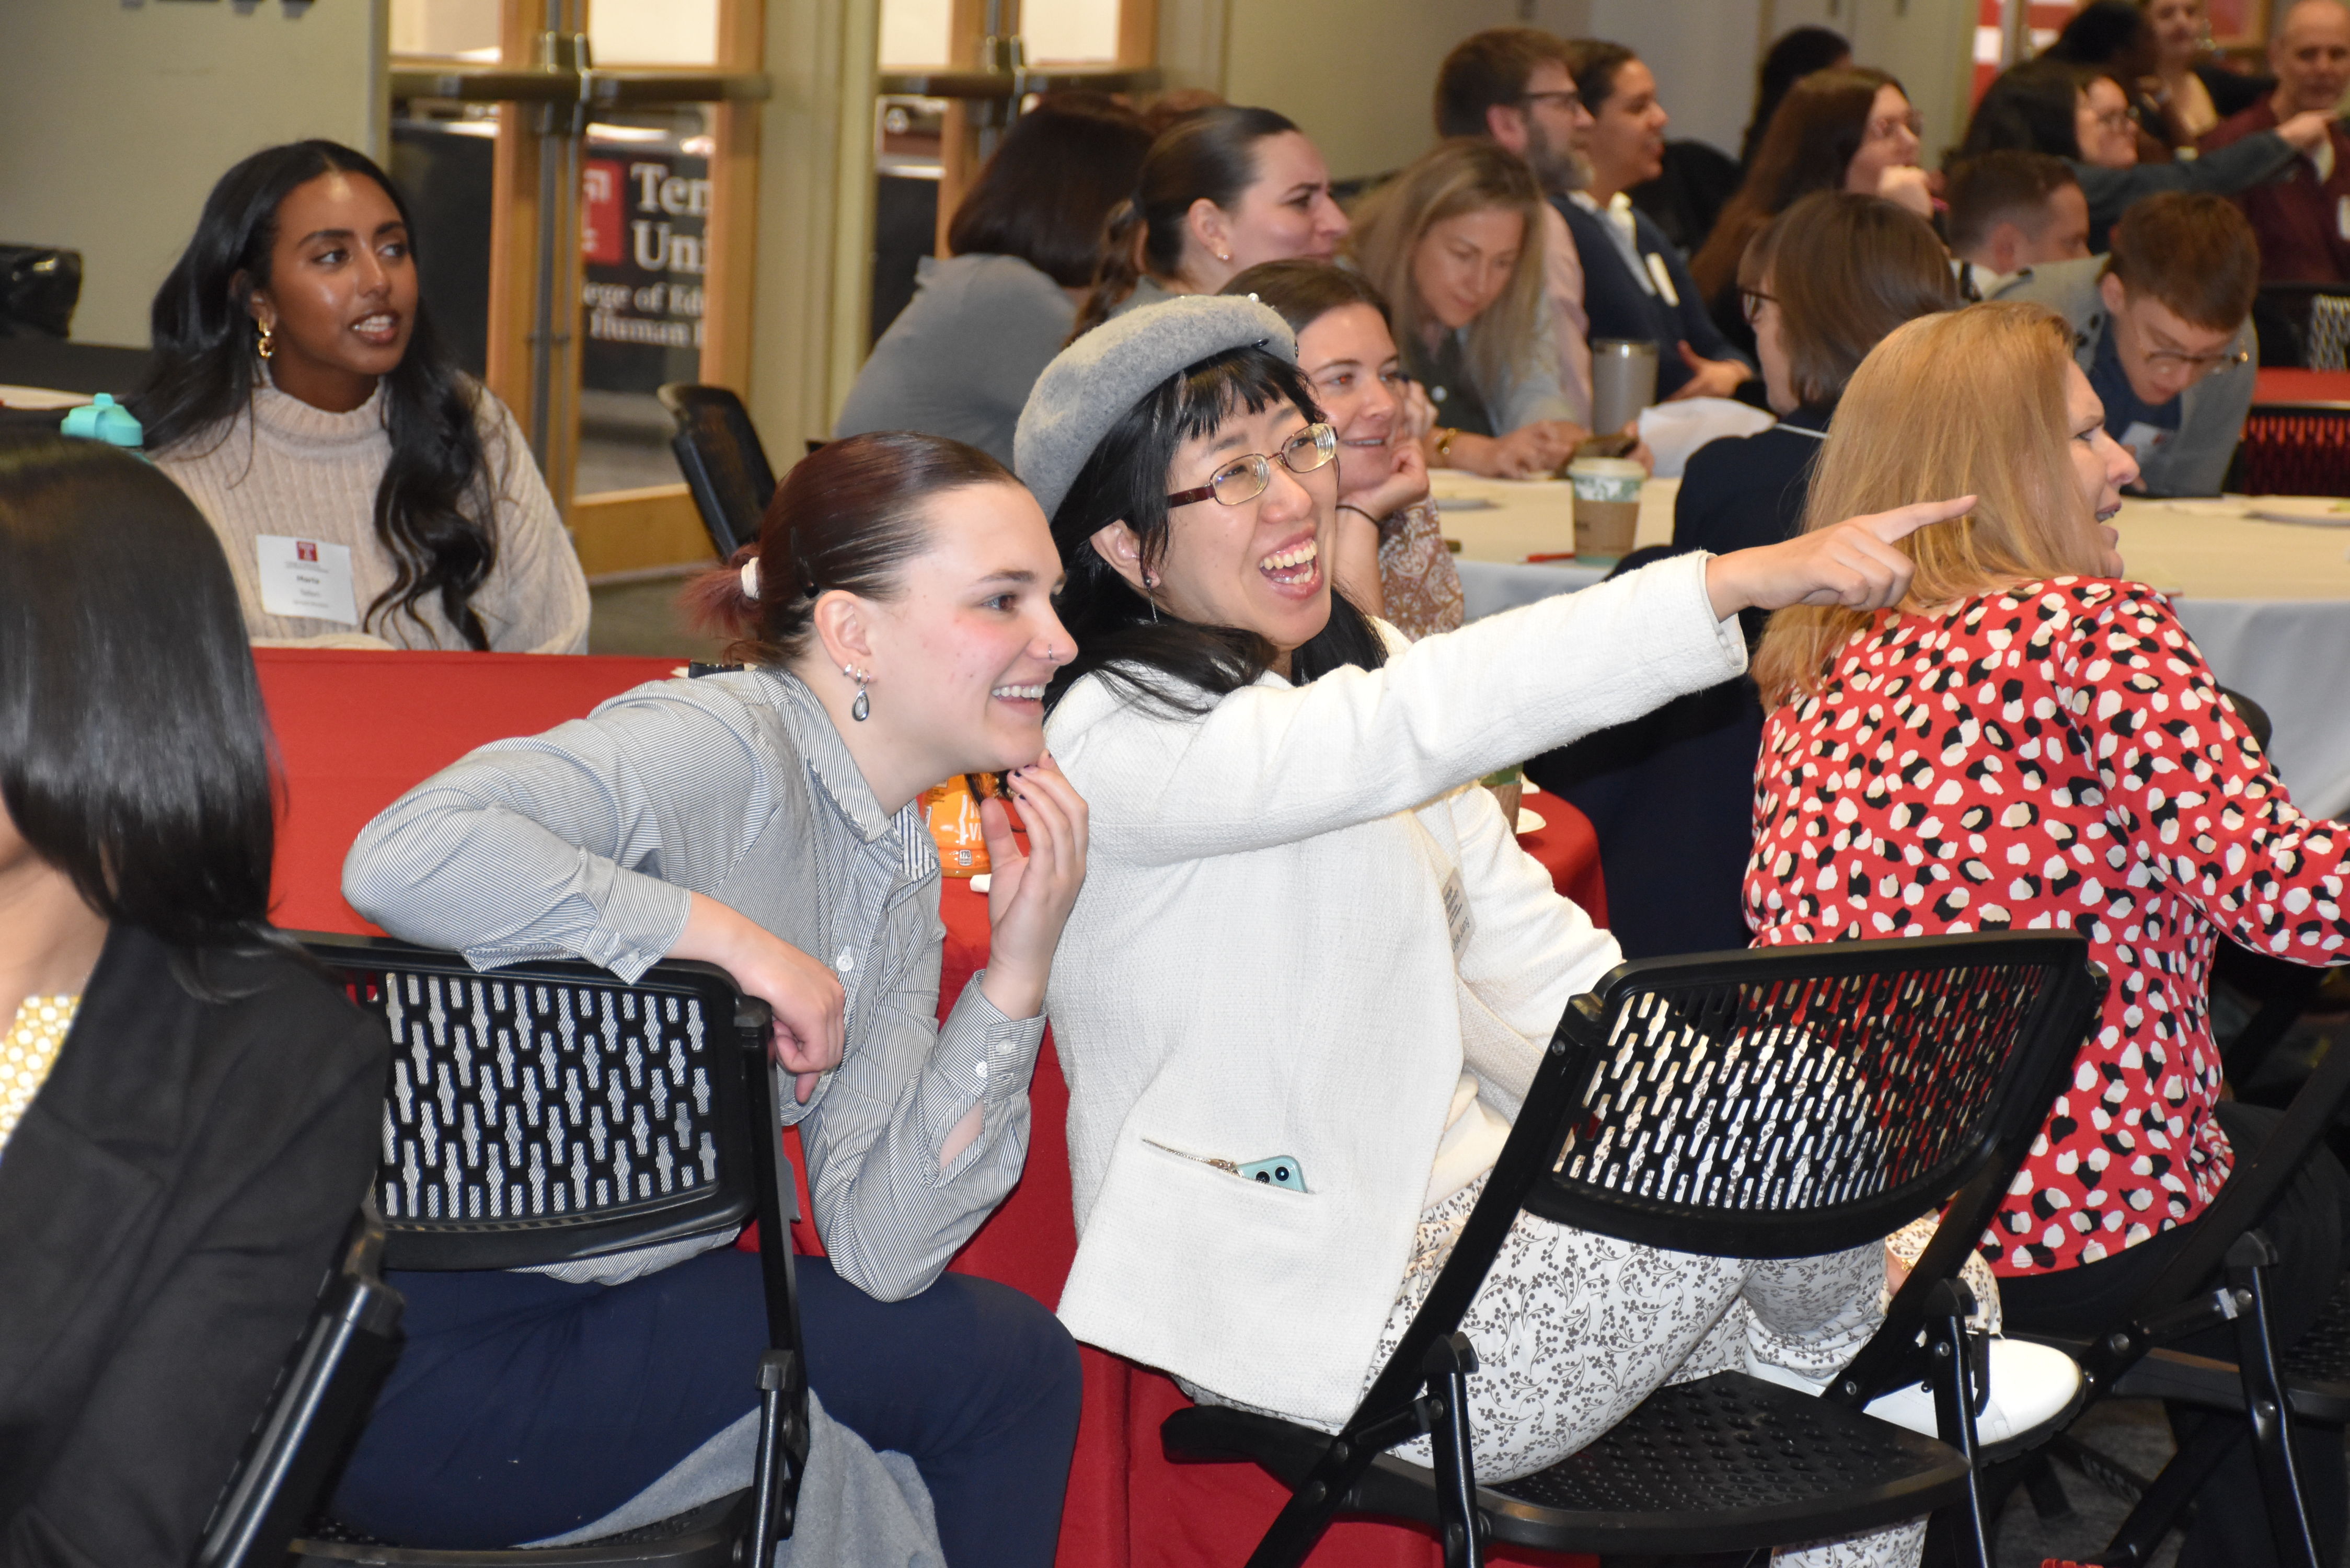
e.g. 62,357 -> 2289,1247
1435,27 -> 1603,421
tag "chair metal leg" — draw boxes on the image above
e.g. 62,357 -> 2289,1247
748,1347 -> 805,1568
2226,1232 -> 2323,1568
1925,1280 -> 1992,1568
1422,1334 -> 1485,1568
2084,1418 -> 2241,1566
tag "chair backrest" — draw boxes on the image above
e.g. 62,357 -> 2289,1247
301,931 -> 770,1273
659,383 -> 776,559
194,1208 -> 404,1568
1528,931 -> 2101,1261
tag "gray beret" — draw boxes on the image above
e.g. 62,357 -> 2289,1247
1013,294 -> 1297,521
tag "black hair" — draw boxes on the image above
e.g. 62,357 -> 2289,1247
2046,1 -> 2157,68
1042,346 -> 1386,718
135,139 -> 502,650
1741,26 -> 1853,166
1072,106 -> 1302,337
1565,39 -> 1639,114
1959,59 -> 2096,162
947,92 -> 1155,288
0,434 -> 284,967
686,431 -> 1019,663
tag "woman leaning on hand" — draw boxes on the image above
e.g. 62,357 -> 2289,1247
334,433 -> 1088,1566
1746,301 -> 2350,1568
136,140 -> 588,653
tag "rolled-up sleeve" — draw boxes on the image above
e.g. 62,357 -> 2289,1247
799,909 -> 1047,1299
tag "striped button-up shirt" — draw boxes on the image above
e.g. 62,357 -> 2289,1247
343,667 -> 1043,1300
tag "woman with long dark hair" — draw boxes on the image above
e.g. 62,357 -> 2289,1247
1007,298 -> 2064,1568
1691,68 -> 1928,358
137,140 -> 588,653
338,432 -> 1087,1564
1069,105 -> 1349,336
0,432 -> 388,1562
836,93 -> 1152,465
1957,57 -> 2329,248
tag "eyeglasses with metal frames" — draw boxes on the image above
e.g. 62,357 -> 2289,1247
1165,422 -> 1340,509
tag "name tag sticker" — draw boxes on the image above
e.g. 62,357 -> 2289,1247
255,535 -> 359,626
2116,421 -> 2173,466
1643,250 -> 1681,307
1440,867 -> 1475,956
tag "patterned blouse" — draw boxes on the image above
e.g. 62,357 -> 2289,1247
1377,499 -> 1466,641
1745,578 -> 2350,1276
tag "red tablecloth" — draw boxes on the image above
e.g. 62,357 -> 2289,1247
2254,367 -> 2350,407
257,648 -> 1602,1568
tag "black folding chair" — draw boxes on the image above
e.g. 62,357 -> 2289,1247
2013,1019 -> 2350,1568
1163,932 -> 2106,1568
286,932 -> 808,1568
196,1206 -> 405,1568
658,383 -> 776,559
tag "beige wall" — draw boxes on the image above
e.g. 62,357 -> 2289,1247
0,0 -> 387,349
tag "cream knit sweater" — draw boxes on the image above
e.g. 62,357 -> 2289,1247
1043,551 -> 1747,1426
153,376 -> 590,653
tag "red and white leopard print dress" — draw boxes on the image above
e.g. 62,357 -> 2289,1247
1745,578 -> 2350,1277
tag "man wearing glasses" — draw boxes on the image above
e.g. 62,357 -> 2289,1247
1997,193 -> 2261,497
1434,27 -> 1603,423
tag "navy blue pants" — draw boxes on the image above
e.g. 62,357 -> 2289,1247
331,1249 -> 1081,1568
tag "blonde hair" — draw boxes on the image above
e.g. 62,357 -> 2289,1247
1753,302 -> 2111,706
1345,139 -> 1547,403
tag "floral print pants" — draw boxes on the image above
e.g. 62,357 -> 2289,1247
1365,1173 -> 1923,1568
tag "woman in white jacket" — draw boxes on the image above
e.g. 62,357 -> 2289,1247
1011,297 -> 2007,1567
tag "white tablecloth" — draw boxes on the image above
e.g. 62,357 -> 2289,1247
1433,475 -> 2350,820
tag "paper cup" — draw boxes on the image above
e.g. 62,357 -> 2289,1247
1569,457 -> 1645,558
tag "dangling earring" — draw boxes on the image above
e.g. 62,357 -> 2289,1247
255,319 -> 275,360
843,663 -> 872,721
1141,570 -> 1161,625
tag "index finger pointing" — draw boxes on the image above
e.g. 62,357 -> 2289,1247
1863,494 -> 1978,544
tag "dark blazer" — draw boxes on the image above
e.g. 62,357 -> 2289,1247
0,924 -> 387,1567
1552,194 -> 1746,400
1525,411 -> 1827,961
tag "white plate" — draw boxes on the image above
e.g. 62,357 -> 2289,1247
1516,808 -> 1546,834
2248,497 -> 2350,526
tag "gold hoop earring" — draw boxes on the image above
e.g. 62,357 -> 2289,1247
256,320 -> 275,361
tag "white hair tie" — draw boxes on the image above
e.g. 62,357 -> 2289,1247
739,557 -> 762,599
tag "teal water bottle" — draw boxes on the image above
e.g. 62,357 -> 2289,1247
60,393 -> 144,452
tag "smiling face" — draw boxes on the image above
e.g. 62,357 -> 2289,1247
248,170 -> 418,414
1296,302 -> 1408,495
1844,85 -> 1922,195
1409,206 -> 1525,333
2075,77 -> 2140,169
1188,131 -> 1350,291
2273,0 -> 2350,113
861,482 -> 1073,775
1584,57 -> 1669,199
2063,359 -> 2138,572
1095,397 -> 1336,667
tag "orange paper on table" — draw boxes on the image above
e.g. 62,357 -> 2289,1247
921,775 -> 991,877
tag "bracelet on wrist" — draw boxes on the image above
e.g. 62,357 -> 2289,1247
1336,501 -> 1382,525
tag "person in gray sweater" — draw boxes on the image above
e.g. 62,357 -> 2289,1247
834,95 -> 1149,466
1995,191 -> 2261,497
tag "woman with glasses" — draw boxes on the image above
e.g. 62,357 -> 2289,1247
1531,191 -> 1959,962
1746,298 -> 2350,1568
1690,68 -> 1930,362
1959,55 -> 2332,249
1006,296 -> 2061,1566
1346,139 -> 1592,480
1220,260 -> 1461,639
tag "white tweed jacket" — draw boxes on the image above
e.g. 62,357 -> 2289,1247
1042,551 -> 1747,1425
